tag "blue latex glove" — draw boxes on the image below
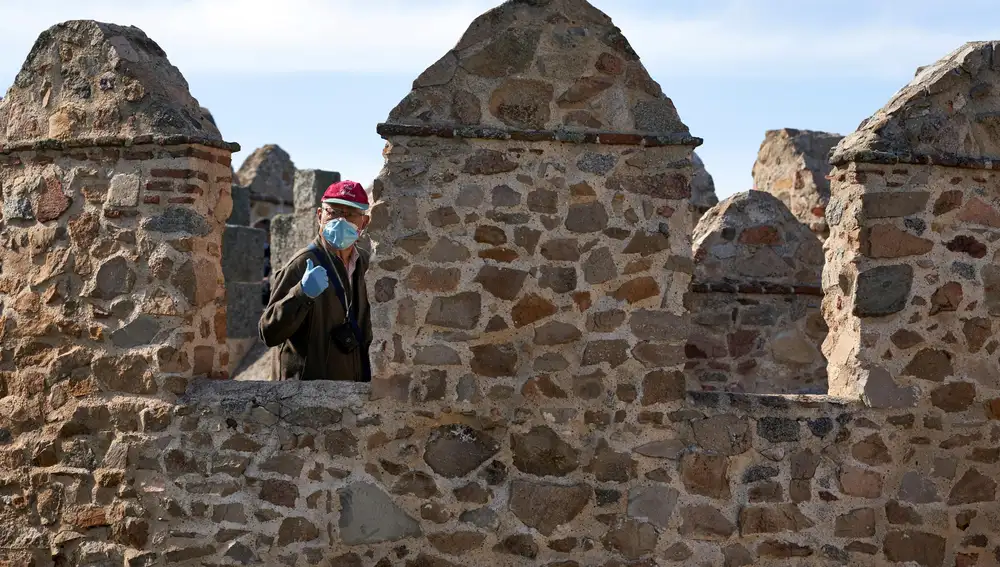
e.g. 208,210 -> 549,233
300,258 -> 329,298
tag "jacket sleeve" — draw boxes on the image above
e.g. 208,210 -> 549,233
259,255 -> 315,347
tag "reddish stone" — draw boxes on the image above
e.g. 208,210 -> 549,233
739,225 -> 781,245
595,52 -> 624,75
933,190 -> 962,215
864,225 -> 933,258
612,277 -> 659,304
929,282 -> 963,315
36,177 -> 71,222
556,75 -> 615,107
958,197 -> 1000,228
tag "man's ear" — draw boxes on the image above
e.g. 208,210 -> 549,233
359,215 -> 371,232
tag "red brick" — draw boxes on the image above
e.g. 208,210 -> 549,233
143,196 -> 160,204
168,196 -> 196,204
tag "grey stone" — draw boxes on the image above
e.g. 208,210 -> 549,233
584,247 -> 618,284
107,173 -> 140,207
93,256 -> 135,300
413,345 -> 461,366
425,292 -> 481,330
227,185 -> 251,226
539,266 -> 577,294
492,185 -> 522,207
222,226 -> 267,282
627,486 -> 679,528
633,439 -> 686,459
111,316 -> 161,348
693,415 -> 751,456
898,471 -> 940,503
629,309 -> 688,342
534,321 -> 582,345
854,265 -> 913,317
226,282 -> 264,339
338,482 -> 421,545
459,507 -> 499,530
566,202 -> 609,233
743,465 -> 779,483
427,238 -> 471,263
456,185 -> 485,208
142,207 -> 211,236
862,367 -> 919,409
757,417 -> 800,443
424,425 -> 499,477
633,99 -> 687,134
293,169 -> 340,213
511,426 -> 580,477
2,194 -> 33,220
533,353 -> 570,372
509,480 -> 590,536
577,153 -> 618,175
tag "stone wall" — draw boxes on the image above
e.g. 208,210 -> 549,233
688,191 -> 827,394
0,20 -> 236,566
364,0 -> 697,412
752,128 -> 843,239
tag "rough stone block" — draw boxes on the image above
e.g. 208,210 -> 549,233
226,281 -> 264,339
222,225 -> 267,283
227,184 -> 251,226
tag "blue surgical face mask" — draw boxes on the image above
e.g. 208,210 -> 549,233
322,218 -> 359,250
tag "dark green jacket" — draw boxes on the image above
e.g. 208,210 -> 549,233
259,236 -> 372,381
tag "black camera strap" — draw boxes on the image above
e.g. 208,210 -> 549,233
307,243 -> 371,382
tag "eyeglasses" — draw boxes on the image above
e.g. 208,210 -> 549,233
321,207 -> 365,220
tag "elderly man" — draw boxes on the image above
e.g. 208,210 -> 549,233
260,180 -> 372,382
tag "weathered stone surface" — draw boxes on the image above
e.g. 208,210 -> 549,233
853,265 -> 913,316
586,439 -> 637,482
489,79 -> 553,129
512,426 -> 579,477
427,531 -> 486,556
601,518 -> 658,560
509,480 -> 590,536
338,483 -> 421,545
739,504 -> 815,535
470,344 -> 518,377
424,426 -> 499,477
948,468 -> 997,504
679,505 -> 736,540
425,292 -> 481,329
237,145 -> 295,203
627,486 -> 679,528
752,129 -> 842,237
566,202 -> 609,233
691,152 -> 719,218
692,415 -> 751,456
681,453 -> 730,499
882,531 -> 946,567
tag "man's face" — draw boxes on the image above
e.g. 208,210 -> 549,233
317,203 -> 369,233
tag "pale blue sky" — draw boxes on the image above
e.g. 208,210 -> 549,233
1,1 -> 996,199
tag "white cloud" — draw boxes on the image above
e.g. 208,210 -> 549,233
0,0 -> 994,82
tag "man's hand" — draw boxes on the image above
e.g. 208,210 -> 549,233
300,258 -> 329,298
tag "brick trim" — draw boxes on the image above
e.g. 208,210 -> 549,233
831,149 -> 1000,169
